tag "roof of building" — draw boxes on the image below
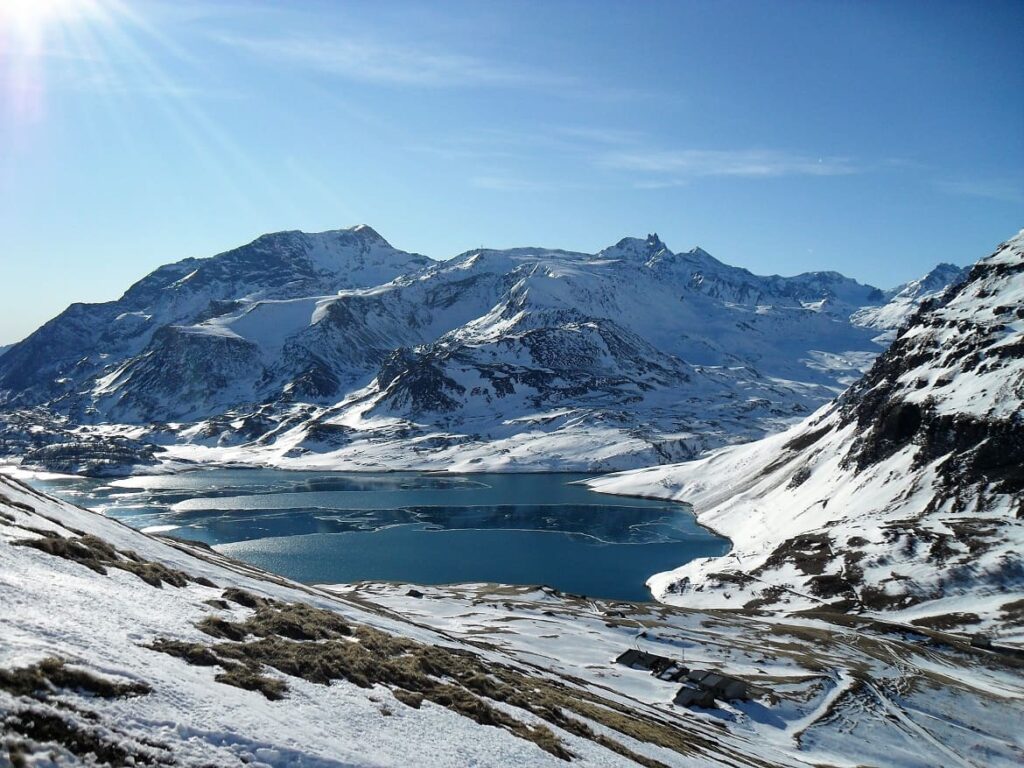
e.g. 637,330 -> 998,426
615,649 -> 670,670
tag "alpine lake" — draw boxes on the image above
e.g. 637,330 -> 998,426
33,469 -> 728,602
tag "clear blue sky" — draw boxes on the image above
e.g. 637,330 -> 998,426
1,0 -> 1021,344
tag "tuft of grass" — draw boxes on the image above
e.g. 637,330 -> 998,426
392,689 -> 423,708
12,533 -> 203,589
0,657 -> 150,700
910,612 -> 981,630
221,587 -> 272,608
4,740 -> 28,768
0,492 -> 36,515
197,616 -> 250,642
244,601 -> 353,641
145,638 -> 286,701
214,663 -> 288,701
146,639 -> 221,667
3,707 -> 157,766
198,594 -> 353,643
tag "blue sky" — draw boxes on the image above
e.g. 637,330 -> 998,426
1,0 -> 1021,344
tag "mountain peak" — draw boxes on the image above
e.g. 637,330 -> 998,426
887,262 -> 967,302
599,232 -> 672,261
344,224 -> 389,244
249,225 -> 393,251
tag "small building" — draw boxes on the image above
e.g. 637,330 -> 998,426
654,661 -> 689,682
685,669 -> 751,702
673,684 -> 716,708
615,649 -> 668,671
616,649 -> 690,682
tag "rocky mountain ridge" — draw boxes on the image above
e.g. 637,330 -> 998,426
588,230 -> 1023,639
0,226 -> 965,474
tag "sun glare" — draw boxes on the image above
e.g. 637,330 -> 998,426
1,0 -> 98,44
1,0 -> 107,124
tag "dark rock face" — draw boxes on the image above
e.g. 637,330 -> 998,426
655,233 -> 1023,623
847,400 -> 923,468
376,349 -> 466,415
0,303 -> 120,402
0,406 -> 163,477
21,436 -> 162,477
365,313 -> 697,423
288,359 -> 343,400
841,253 -> 1024,514
98,326 -> 265,422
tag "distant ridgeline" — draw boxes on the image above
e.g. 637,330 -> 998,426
0,225 -> 965,475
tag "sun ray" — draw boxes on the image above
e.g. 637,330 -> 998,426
1,0 -> 103,124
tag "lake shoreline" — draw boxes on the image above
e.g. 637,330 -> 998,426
25,468 -> 730,603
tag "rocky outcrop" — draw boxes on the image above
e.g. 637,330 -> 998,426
587,230 -> 1023,637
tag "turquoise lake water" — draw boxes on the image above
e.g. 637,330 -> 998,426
34,469 -> 727,602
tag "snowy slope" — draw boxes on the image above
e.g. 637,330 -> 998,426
0,226 -> 431,408
852,262 -> 967,342
3,473 -> 1022,767
587,231 -> 1023,641
0,229 -> 962,473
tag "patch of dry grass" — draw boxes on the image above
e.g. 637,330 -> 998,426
0,657 -> 156,767
147,590 -> 736,765
0,657 -> 150,700
12,532 -> 215,590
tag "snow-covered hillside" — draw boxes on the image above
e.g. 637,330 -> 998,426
0,226 -> 429,408
851,262 -> 966,343
3,473 -> 1022,766
587,231 -> 1023,641
0,228 -> 961,474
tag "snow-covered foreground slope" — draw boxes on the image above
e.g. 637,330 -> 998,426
3,473 -> 1023,767
0,229 -> 963,474
588,231 -> 1024,642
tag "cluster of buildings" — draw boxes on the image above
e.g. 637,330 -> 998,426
614,648 -> 753,709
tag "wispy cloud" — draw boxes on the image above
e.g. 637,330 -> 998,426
599,148 -> 860,179
53,68 -> 242,100
212,33 -> 574,90
470,175 -> 548,191
469,173 -> 609,192
412,127 -> 864,192
406,125 -> 646,167
553,125 -> 647,146
935,178 -> 1024,204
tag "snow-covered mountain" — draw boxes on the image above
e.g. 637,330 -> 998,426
851,262 -> 967,342
588,231 -> 1023,640
0,228 -> 963,474
4,473 -> 1022,767
0,226 -> 430,408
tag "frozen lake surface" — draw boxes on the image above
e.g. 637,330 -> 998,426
34,469 -> 728,601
